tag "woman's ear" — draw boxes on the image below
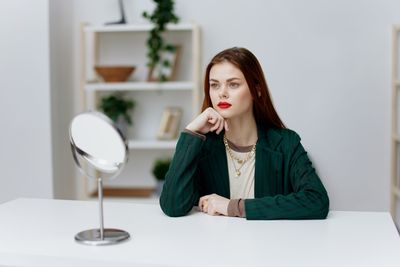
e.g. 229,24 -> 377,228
257,91 -> 261,98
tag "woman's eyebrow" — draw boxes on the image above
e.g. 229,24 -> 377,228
209,77 -> 241,82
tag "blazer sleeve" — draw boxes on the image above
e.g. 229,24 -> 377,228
244,132 -> 330,220
159,132 -> 204,217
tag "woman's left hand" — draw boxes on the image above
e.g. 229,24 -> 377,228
198,194 -> 229,216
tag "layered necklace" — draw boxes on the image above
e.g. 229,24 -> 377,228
223,134 -> 256,177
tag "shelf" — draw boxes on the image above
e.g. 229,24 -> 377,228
85,81 -> 194,92
84,23 -> 195,33
92,187 -> 156,198
128,139 -> 177,150
80,21 -> 201,198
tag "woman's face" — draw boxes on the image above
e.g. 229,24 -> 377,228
209,61 -> 253,120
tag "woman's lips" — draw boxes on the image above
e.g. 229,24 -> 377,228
217,102 -> 232,109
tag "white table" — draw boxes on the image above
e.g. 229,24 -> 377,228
0,198 -> 399,267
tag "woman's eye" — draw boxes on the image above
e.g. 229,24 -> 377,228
229,83 -> 239,88
210,83 -> 219,89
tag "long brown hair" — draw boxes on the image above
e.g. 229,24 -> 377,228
202,47 -> 285,129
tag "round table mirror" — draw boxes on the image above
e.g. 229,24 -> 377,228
70,111 -> 130,245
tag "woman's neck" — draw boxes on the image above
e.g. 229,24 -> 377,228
224,115 -> 258,146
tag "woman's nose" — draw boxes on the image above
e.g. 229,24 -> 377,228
219,85 -> 228,98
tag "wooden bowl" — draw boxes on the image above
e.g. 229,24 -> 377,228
95,66 -> 135,82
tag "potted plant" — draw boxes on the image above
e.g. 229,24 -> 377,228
142,0 -> 180,82
99,94 -> 135,136
152,158 -> 172,196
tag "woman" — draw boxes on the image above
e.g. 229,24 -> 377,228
160,47 -> 329,220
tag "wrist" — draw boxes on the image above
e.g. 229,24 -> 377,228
185,123 -> 198,133
183,129 -> 206,140
186,124 -> 206,135
227,199 -> 245,217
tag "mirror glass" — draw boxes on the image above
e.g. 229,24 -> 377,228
70,111 -> 128,180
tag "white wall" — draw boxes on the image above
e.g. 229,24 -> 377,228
0,0 -> 53,203
49,0 -> 76,199
66,0 -> 400,212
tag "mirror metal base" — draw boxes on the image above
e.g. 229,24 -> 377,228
75,229 -> 130,245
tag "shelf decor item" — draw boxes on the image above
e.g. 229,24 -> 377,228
95,65 -> 135,82
156,106 -> 182,140
105,0 -> 126,25
99,94 -> 135,136
142,0 -> 180,82
152,157 -> 172,195
147,44 -> 181,82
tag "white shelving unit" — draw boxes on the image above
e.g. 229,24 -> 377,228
79,22 -> 201,198
85,81 -> 194,92
84,23 -> 196,33
391,25 -> 400,228
128,140 -> 177,150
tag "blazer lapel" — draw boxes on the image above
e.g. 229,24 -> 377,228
254,127 -> 284,198
206,134 -> 230,198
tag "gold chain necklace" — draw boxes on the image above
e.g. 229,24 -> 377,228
223,134 -> 256,177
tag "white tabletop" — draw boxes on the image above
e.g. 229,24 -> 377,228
0,198 -> 399,267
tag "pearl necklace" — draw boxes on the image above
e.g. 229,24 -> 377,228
223,134 -> 256,177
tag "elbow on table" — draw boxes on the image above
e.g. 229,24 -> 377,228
310,193 -> 330,219
159,196 -> 190,217
160,205 -> 187,217
312,205 -> 329,220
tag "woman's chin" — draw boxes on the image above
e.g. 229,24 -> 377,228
216,109 -> 234,118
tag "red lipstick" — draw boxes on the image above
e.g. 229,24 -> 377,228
217,102 -> 232,109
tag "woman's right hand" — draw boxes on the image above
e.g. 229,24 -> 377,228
185,107 -> 229,135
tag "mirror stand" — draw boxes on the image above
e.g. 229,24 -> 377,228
74,177 -> 130,246
70,111 -> 130,246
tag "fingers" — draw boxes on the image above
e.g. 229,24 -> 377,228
203,200 -> 208,212
198,195 -> 210,212
213,116 -> 227,134
186,108 -> 219,134
199,194 -> 224,216
199,194 -> 212,213
207,115 -> 217,125
187,108 -> 227,135
224,120 -> 229,132
209,117 -> 223,133
216,118 -> 225,134
206,109 -> 226,134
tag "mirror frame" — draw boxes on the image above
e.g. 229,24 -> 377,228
69,111 -> 129,180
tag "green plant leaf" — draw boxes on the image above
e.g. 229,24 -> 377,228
152,158 -> 172,181
142,0 -> 180,82
162,59 -> 170,67
99,94 -> 135,125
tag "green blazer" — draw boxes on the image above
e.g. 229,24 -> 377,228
160,127 -> 329,220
